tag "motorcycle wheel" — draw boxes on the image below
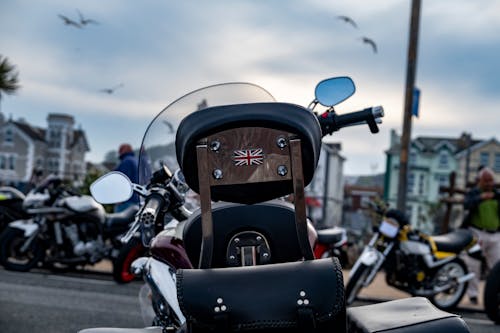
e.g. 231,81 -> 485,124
429,258 -> 467,310
345,263 -> 370,305
484,260 -> 500,324
112,237 -> 145,283
0,227 -> 44,272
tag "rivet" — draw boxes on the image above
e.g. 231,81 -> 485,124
262,253 -> 269,258
300,291 -> 306,297
256,236 -> 262,241
234,238 -> 240,243
217,298 -> 224,304
229,255 -> 236,260
276,137 -> 288,149
210,140 -> 221,152
214,306 -> 220,312
297,300 -> 304,305
221,305 -> 227,311
213,169 -> 223,179
304,299 -> 310,305
277,165 -> 288,176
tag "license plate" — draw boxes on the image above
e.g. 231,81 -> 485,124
379,219 -> 399,238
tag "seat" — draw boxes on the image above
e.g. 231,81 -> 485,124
317,227 -> 345,244
431,229 -> 473,254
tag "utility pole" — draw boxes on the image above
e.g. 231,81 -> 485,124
397,0 -> 422,211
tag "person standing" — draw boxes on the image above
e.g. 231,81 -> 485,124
463,167 -> 500,304
114,143 -> 140,212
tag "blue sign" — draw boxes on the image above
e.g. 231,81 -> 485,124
412,87 -> 420,118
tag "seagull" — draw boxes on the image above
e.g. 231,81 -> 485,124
99,83 -> 124,94
76,9 -> 99,26
58,14 -> 82,28
360,36 -> 377,54
337,15 -> 358,29
162,120 -> 175,134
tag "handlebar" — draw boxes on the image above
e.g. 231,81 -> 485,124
317,106 -> 384,136
140,192 -> 169,246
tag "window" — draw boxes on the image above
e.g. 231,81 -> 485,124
8,155 -> 15,170
480,152 -> 490,167
409,152 -> 417,165
407,173 -> 415,194
495,153 -> 500,173
436,174 -> 449,187
4,128 -> 13,143
418,174 -> 425,195
438,152 -> 449,168
0,156 -> 5,169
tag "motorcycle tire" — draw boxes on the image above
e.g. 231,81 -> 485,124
345,263 -> 370,305
112,237 -> 146,283
0,227 -> 44,272
484,260 -> 500,324
429,257 -> 468,310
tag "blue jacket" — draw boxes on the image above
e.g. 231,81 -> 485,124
115,152 -> 140,204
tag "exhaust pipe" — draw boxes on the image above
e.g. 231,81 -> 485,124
413,273 -> 475,296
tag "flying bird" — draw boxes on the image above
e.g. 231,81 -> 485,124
360,36 -> 377,54
76,9 -> 99,26
99,83 -> 124,94
162,120 -> 175,134
58,14 -> 82,28
337,15 -> 358,29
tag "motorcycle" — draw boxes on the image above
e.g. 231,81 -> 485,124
0,186 -> 30,232
0,175 -> 138,272
345,203 -> 481,310
314,226 -> 350,267
484,259 -> 500,324
82,76 -> 386,333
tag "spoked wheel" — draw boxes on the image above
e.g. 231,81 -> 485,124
345,263 -> 370,305
112,237 -> 146,283
0,227 -> 44,272
484,261 -> 500,324
430,258 -> 467,310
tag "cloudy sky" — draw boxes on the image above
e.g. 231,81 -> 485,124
1,1 -> 499,175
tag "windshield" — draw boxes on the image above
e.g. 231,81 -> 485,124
138,83 -> 275,186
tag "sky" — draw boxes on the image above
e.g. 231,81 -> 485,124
1,0 -> 500,175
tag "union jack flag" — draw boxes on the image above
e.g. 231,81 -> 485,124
232,148 -> 264,166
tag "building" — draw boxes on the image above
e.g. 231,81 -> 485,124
306,142 -> 345,228
0,113 -> 90,188
384,130 -> 484,232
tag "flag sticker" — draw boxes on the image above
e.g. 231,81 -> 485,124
232,148 -> 264,166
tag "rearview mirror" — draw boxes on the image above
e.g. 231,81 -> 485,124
90,171 -> 133,204
315,77 -> 355,107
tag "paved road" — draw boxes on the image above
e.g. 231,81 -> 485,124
0,267 -> 498,333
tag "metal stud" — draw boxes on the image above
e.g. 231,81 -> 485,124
297,300 -> 304,305
300,291 -> 306,297
221,305 -> 227,311
256,236 -> 262,241
277,165 -> 288,176
214,306 -> 220,312
210,140 -> 221,152
262,253 -> 269,258
276,137 -> 287,149
217,298 -> 224,304
213,169 -> 223,179
304,299 -> 310,305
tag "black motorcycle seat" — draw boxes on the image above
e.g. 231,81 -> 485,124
431,229 -> 473,254
317,227 -> 345,244
183,200 -> 304,268
105,205 -> 138,228
78,327 -> 161,333
176,102 -> 322,204
347,297 -> 470,333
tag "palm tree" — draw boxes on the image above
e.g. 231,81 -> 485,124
0,55 -> 21,112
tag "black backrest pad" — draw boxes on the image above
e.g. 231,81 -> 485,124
183,200 -> 303,268
175,102 -> 322,203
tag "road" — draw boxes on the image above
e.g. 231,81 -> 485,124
0,267 -> 498,333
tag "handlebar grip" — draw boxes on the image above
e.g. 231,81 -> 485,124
140,193 -> 165,228
318,106 -> 384,135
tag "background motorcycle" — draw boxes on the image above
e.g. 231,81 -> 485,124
484,259 -> 500,324
0,175 -> 138,272
0,186 -> 29,232
84,76 -> 384,332
345,203 -> 480,310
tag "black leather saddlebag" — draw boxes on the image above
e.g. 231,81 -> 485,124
347,297 -> 471,333
176,257 -> 345,332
